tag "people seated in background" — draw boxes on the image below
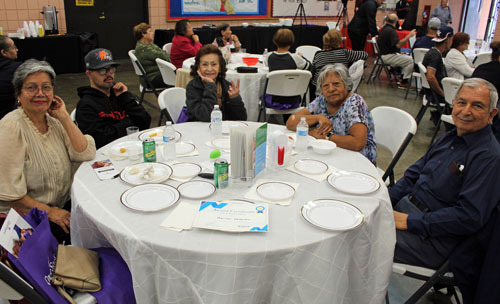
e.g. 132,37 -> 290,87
377,14 -> 416,88
133,22 -> 171,88
285,64 -> 377,164
0,59 -> 96,244
186,44 -> 247,122
412,17 -> 440,50
76,48 -> 151,149
422,27 -> 453,105
264,28 -> 311,109
391,78 -> 500,269
431,0 -> 452,26
212,23 -> 241,52
472,41 -> 500,142
445,32 -> 475,80
0,35 -> 21,120
170,19 -> 202,68
312,29 -> 368,92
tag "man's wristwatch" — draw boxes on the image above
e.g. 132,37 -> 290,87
325,130 -> 334,140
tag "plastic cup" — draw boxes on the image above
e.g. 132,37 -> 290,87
126,126 -> 139,140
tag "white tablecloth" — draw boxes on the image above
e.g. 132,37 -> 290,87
71,122 -> 396,304
183,55 -> 267,122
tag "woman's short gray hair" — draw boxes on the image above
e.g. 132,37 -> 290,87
455,78 -> 498,111
316,63 -> 353,95
12,59 -> 56,97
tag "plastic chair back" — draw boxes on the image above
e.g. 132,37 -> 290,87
349,59 -> 365,92
295,45 -> 321,63
265,69 -> 312,97
412,48 -> 429,64
473,52 -> 492,67
70,109 -> 76,122
156,58 -> 177,86
442,77 -> 463,106
372,106 -> 417,157
417,62 -> 431,89
326,21 -> 338,30
163,42 -> 172,55
128,50 -> 145,77
158,87 -> 186,123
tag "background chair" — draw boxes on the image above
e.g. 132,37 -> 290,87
155,58 -> 177,87
258,69 -> 311,123
326,21 -> 338,30
366,38 -> 396,87
414,62 -> 444,126
70,109 -> 77,123
162,42 -> 172,55
295,45 -> 321,63
472,52 -> 492,67
390,261 -> 460,304
371,106 -> 417,186
405,48 -> 429,99
157,87 -> 186,125
429,77 -> 462,145
349,59 -> 365,93
128,50 -> 167,106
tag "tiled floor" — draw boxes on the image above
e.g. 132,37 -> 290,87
53,58 -> 458,304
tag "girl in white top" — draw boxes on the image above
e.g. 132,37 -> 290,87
0,59 -> 96,241
445,32 -> 475,80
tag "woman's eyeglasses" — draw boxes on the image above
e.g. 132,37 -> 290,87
22,84 -> 54,94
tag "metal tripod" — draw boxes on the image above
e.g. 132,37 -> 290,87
293,0 -> 308,26
335,1 -> 348,29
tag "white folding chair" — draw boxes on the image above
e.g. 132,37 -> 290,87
409,35 -> 416,49
405,48 -> 429,99
366,38 -> 396,87
157,87 -> 186,125
326,21 -> 338,30
472,52 -> 492,67
258,69 -> 312,123
182,57 -> 195,70
371,106 -> 417,186
429,77 -> 462,144
349,59 -> 365,93
162,42 -> 172,55
415,62 -> 444,125
295,45 -> 321,63
128,50 -> 167,105
70,108 -> 76,122
155,58 -> 177,87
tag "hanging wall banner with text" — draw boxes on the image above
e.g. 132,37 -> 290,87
169,0 -> 268,19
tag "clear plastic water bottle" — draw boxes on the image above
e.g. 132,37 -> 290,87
210,105 -> 222,140
163,121 -> 177,160
295,117 -> 308,152
262,48 -> 269,66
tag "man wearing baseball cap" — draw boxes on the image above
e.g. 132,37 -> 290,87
421,26 -> 453,109
412,17 -> 441,50
75,48 -> 151,148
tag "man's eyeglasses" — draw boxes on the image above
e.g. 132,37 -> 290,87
22,84 -> 54,94
94,67 -> 116,75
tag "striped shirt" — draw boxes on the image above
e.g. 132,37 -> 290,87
312,48 -> 368,86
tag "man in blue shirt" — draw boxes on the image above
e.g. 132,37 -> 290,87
391,78 -> 500,269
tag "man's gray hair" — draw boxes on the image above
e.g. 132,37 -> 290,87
12,59 -> 56,97
316,63 -> 353,95
455,78 -> 498,111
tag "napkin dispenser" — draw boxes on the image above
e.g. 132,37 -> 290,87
269,131 -> 291,169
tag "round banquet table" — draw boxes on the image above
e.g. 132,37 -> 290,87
71,122 -> 396,304
182,54 -> 267,122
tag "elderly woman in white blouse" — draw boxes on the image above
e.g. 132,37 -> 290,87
0,59 -> 96,243
445,32 -> 475,80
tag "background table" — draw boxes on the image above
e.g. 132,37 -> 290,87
71,122 -> 396,304
155,25 -> 328,54
13,32 -> 97,74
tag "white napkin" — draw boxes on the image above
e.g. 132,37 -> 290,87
160,202 -> 199,232
286,163 -> 338,182
102,148 -> 128,161
244,179 -> 299,206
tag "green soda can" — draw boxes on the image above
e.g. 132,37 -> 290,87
214,158 -> 229,189
142,138 -> 156,162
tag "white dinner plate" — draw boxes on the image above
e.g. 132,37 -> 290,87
176,142 -> 195,155
120,184 -> 180,212
109,141 -> 142,158
171,162 -> 202,179
177,180 -> 216,199
210,121 -> 248,134
211,137 -> 231,150
301,199 -> 364,231
327,171 -> 380,195
294,159 -> 328,175
138,128 -> 182,143
120,162 -> 172,185
256,182 -> 295,201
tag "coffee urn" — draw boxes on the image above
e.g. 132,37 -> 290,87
41,6 -> 58,35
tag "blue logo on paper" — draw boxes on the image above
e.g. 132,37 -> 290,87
250,225 -> 268,231
256,206 -> 265,213
199,201 -> 228,211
